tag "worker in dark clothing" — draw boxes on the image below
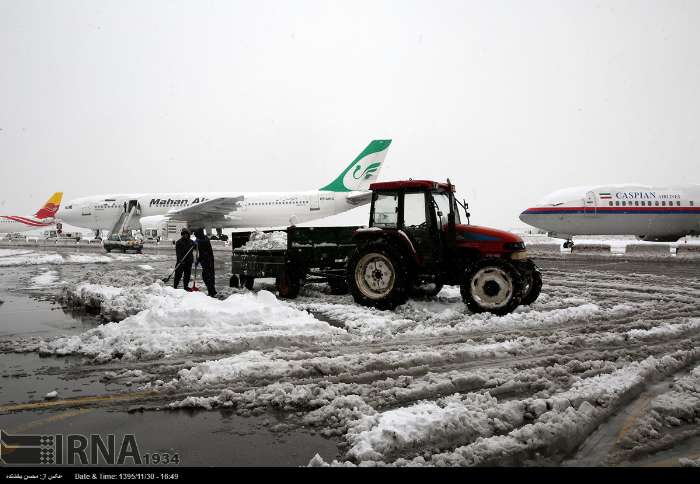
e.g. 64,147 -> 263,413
193,228 -> 217,297
174,228 -> 195,290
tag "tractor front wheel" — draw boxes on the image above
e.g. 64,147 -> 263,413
461,258 -> 523,315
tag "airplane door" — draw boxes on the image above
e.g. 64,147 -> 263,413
309,194 -> 320,211
584,191 -> 597,216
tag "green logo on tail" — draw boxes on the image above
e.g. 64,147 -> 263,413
321,140 -> 392,192
352,162 -> 382,180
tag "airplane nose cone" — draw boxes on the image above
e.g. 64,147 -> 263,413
519,209 -> 532,224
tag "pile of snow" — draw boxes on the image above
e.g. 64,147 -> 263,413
59,270 -> 163,320
0,251 -> 65,267
238,231 -> 287,251
41,290 -> 346,362
614,364 -> 700,459
0,250 -> 112,267
345,393 -> 525,462
0,249 -> 171,267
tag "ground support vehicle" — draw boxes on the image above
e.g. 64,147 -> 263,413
103,234 -> 144,253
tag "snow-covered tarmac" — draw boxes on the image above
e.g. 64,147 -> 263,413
0,247 -> 699,466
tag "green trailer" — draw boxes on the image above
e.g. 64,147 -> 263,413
230,226 -> 360,298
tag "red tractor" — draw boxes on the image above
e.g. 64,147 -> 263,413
346,179 -> 541,315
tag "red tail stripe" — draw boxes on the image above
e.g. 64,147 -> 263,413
3,216 -> 50,227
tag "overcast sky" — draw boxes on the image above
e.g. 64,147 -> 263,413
1,0 -> 699,230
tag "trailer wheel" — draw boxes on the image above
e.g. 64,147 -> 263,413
229,275 -> 240,288
328,278 -> 348,295
347,242 -> 409,310
520,262 -> 542,306
461,258 -> 523,315
277,272 -> 300,299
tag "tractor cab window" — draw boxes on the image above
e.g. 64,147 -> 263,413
372,193 -> 398,228
432,191 -> 460,226
403,192 -> 428,229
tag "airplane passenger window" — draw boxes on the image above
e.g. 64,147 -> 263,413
622,201 -> 626,206
609,202 -> 613,206
655,201 -> 660,206
691,201 -> 694,206
635,201 -> 639,206
677,201 -> 681,206
615,201 -> 620,206
662,201 -> 666,206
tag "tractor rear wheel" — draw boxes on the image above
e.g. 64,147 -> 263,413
461,258 -> 523,315
347,242 -> 409,310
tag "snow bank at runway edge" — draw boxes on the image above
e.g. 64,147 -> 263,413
0,249 -> 170,267
41,289 -> 346,361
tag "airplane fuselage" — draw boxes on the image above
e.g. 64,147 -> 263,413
520,185 -> 700,242
60,190 -> 368,232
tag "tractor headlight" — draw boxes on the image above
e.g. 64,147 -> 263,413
511,250 -> 529,260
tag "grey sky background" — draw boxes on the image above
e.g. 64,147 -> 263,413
1,0 -> 699,230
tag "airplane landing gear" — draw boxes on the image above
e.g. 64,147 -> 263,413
563,240 -> 574,249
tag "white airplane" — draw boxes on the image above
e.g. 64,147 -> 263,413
60,140 -> 392,237
520,184 -> 700,247
0,192 -> 63,233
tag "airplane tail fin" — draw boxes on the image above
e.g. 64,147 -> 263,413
320,139 -> 391,192
34,192 -> 63,219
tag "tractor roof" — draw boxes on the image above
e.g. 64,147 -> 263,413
370,180 -> 454,191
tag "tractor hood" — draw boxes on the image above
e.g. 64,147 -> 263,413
454,224 -> 523,244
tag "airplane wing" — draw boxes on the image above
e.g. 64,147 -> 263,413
345,191 -> 372,206
164,196 -> 245,227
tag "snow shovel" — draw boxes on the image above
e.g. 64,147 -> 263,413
161,245 -> 195,284
189,260 -> 201,292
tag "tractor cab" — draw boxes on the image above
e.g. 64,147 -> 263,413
368,180 -> 459,273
